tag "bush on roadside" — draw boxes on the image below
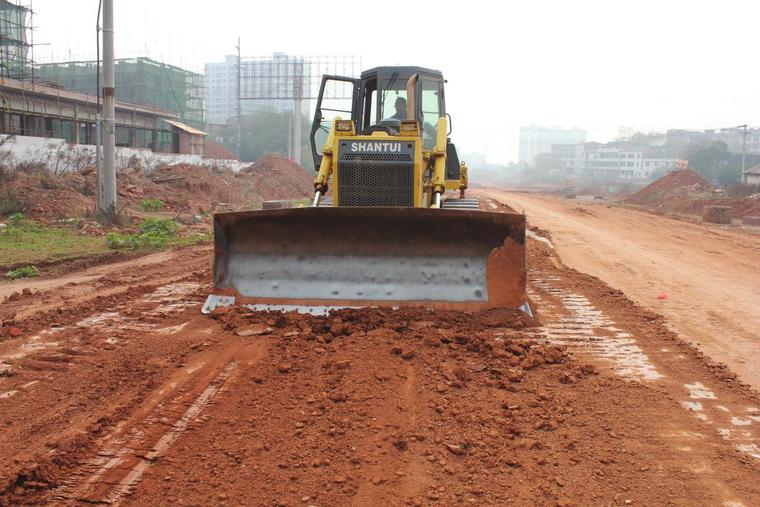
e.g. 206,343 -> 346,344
140,199 -> 165,211
6,265 -> 39,279
107,218 -> 179,250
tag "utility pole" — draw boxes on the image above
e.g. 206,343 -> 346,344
99,0 -> 117,221
292,60 -> 303,165
95,1 -> 102,213
737,124 -> 748,175
236,37 -> 242,159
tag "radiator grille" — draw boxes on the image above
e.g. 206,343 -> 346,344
337,143 -> 415,207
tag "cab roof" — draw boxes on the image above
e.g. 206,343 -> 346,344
360,66 -> 444,80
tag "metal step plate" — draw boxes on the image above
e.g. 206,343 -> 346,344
441,198 -> 480,210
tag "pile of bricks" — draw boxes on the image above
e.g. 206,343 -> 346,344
702,205 -> 734,224
743,215 -> 760,227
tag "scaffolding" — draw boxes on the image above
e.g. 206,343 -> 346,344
0,0 -> 33,80
36,57 -> 204,127
237,54 -> 361,162
238,54 -> 361,103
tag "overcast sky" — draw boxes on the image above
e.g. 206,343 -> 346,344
32,0 -> 759,164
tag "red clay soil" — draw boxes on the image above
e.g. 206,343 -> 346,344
1,228 -> 760,505
625,169 -> 712,206
0,154 -> 313,222
623,169 -> 760,219
204,139 -> 239,161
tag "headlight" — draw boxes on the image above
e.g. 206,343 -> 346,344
335,120 -> 354,133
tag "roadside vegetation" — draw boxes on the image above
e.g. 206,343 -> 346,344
1,213 -> 210,277
139,199 -> 165,211
106,218 -> 210,251
0,213 -> 108,268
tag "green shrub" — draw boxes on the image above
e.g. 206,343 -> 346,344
6,265 -> 39,279
107,218 -> 179,250
106,231 -> 139,250
140,199 -> 165,211
139,217 -> 178,236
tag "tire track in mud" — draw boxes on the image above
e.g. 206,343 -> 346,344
526,234 -> 760,468
33,279 -> 254,505
54,360 -> 239,505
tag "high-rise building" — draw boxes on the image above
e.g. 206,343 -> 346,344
205,55 -> 249,125
519,125 -> 587,165
205,52 -> 309,125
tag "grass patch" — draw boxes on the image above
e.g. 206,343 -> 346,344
140,199 -> 165,211
107,218 -> 210,250
0,214 -> 108,267
6,265 -> 39,279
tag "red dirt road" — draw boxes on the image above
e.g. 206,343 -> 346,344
1,202 -> 759,506
479,189 -> 760,390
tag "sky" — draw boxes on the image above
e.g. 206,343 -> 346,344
31,0 -> 759,164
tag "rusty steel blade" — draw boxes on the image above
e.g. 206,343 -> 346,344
205,207 -> 525,313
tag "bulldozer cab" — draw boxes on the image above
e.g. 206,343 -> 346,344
310,66 -> 446,171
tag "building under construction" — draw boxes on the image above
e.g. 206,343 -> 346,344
36,57 -> 204,127
0,0 -> 32,80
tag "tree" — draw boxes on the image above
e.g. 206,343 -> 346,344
683,140 -> 760,186
684,140 -> 733,185
217,107 -> 312,164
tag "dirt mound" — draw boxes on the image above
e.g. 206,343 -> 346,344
623,169 -> 760,219
0,155 -> 313,222
241,153 -> 314,199
626,169 -> 712,206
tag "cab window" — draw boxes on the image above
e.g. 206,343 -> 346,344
379,76 -> 407,122
420,78 -> 442,149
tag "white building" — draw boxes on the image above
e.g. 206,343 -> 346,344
204,55 -> 253,125
519,126 -> 587,166
204,53 -> 308,125
743,166 -> 760,185
583,143 -> 674,180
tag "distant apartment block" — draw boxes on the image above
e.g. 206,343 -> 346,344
552,141 -> 675,180
205,55 -> 254,125
205,52 -> 308,125
519,126 -> 587,165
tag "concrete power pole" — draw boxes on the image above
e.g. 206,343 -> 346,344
292,60 -> 303,165
739,124 -> 748,175
236,37 -> 242,159
99,0 -> 117,221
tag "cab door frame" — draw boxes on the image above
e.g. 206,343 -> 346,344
310,75 -> 361,171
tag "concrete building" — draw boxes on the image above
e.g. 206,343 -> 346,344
743,166 -> 760,185
519,125 -> 586,166
205,52 -> 308,125
582,142 -> 674,180
548,141 -> 675,181
0,76 -> 207,155
36,58 -> 205,128
205,55 -> 253,125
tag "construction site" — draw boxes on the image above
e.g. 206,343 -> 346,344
1,2 -> 760,507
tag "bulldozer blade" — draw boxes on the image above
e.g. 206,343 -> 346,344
203,207 -> 526,314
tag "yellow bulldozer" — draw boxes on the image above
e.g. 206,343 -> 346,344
203,66 -> 527,315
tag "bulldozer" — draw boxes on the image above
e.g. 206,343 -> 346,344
203,66 -> 527,315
